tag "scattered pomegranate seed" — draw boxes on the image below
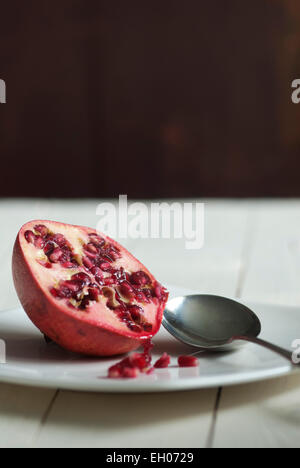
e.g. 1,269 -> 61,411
122,367 -> 139,379
178,355 -> 199,367
154,353 -> 171,369
108,365 -> 123,379
129,353 -> 148,370
107,351 -> 153,379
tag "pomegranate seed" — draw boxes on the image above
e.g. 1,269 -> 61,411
154,284 -> 163,299
24,230 -> 36,244
154,353 -> 171,369
61,280 -> 83,294
130,271 -> 151,286
109,248 -> 121,261
114,268 -> 126,283
114,308 -> 129,320
85,250 -> 99,259
119,282 -> 135,299
108,364 -> 123,379
79,295 -> 92,310
100,262 -> 111,272
50,288 -> 67,299
129,353 -> 148,370
61,262 -> 76,269
34,225 -> 48,237
135,291 -> 147,303
107,343 -> 156,379
90,267 -> 103,284
49,248 -> 64,263
37,259 -> 52,269
44,242 -> 55,256
83,256 -> 94,269
128,305 -> 143,323
143,322 -> 153,332
34,237 -> 45,249
89,233 -> 105,245
143,288 -> 152,300
178,356 -> 199,367
85,243 -> 99,254
143,339 -> 154,365
104,277 -> 115,286
52,233 -> 67,247
88,287 -> 99,301
122,367 -> 139,379
72,272 -> 91,285
127,323 -> 142,333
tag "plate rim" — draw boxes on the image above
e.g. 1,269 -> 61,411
0,291 -> 298,393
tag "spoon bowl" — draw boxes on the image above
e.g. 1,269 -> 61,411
163,295 -> 296,363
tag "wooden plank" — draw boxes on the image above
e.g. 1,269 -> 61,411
0,384 -> 56,448
35,389 -> 217,448
213,200 -> 300,448
0,200 -> 59,447
213,374 -> 300,448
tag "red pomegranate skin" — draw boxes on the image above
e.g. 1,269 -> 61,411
12,220 -> 168,356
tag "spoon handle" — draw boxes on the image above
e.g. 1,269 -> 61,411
237,336 -> 297,365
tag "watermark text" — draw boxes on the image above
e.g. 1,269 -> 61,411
0,79 -> 6,104
0,340 -> 6,364
96,196 -> 204,250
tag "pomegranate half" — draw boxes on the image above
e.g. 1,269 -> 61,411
12,220 -> 168,356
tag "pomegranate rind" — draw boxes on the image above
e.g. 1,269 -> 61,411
12,220 -> 168,356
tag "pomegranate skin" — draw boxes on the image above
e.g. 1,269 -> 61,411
12,221 -> 168,356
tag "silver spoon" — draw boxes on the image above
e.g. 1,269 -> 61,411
163,295 -> 296,364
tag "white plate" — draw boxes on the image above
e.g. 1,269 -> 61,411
0,285 -> 298,393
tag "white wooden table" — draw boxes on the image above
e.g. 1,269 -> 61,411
1,198 -> 300,448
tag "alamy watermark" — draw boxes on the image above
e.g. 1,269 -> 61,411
96,196 -> 204,250
0,79 -> 6,104
0,340 -> 6,364
292,339 -> 300,364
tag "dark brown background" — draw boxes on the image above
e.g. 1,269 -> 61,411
1,0 -> 300,198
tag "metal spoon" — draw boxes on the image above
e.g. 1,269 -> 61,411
163,295 -> 296,364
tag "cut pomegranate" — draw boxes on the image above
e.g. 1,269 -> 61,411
13,220 -> 169,356
154,353 -> 171,369
178,355 -> 199,367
